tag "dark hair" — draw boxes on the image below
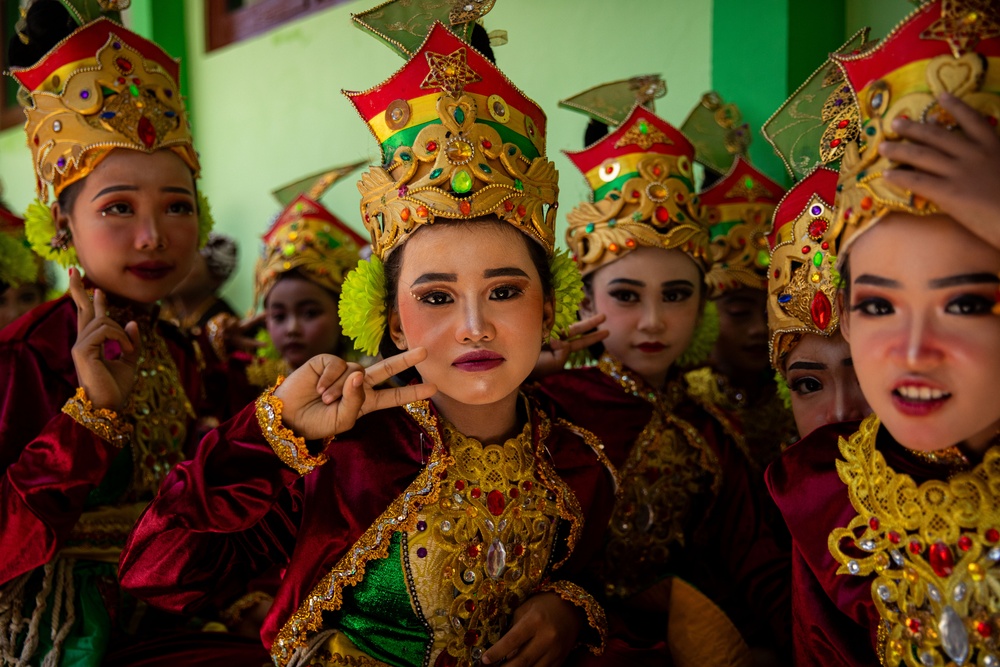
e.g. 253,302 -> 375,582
470,23 -> 496,65
839,253 -> 852,303
584,119 -> 609,146
378,221 -> 552,382
8,0 -> 76,67
264,268 -> 340,309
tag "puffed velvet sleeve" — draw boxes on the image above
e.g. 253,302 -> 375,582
118,398 -> 307,615
0,302 -> 124,584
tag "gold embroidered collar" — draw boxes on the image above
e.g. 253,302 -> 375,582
829,414 -> 1000,666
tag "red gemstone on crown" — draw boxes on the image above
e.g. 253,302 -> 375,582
137,116 -> 156,148
655,206 -> 670,224
455,480 -> 466,491
869,517 -> 880,530
509,488 -> 519,499
460,201 -> 471,215
987,528 -> 999,543
810,291 -> 832,330
809,218 -> 829,240
830,138 -> 842,148
909,540 -> 922,555
487,490 -> 506,516
837,119 -> 850,129
888,531 -> 901,544
929,541 -> 955,577
481,139 -> 492,149
978,621 -> 993,638
470,487 -> 481,499
116,57 -> 133,73
906,617 -> 921,634
467,543 -> 481,558
958,535 -> 973,551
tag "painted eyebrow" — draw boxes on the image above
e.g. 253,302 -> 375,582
483,267 -> 530,279
411,273 -> 458,286
928,273 -> 1000,288
788,361 -> 827,371
91,185 -> 194,201
853,274 -> 901,288
608,278 -> 644,287
662,280 -> 695,289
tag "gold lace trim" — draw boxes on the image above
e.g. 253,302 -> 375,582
828,414 -> 1000,666
538,579 -> 607,654
405,413 -> 562,663
597,354 -> 722,598
255,379 -> 330,475
270,401 -> 453,667
205,312 -> 236,363
62,386 -> 132,447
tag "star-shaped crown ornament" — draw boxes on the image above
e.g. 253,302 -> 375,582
765,167 -> 842,370
254,162 -> 369,307
9,17 -> 198,201
832,0 -> 1000,255
700,156 -> 785,297
563,103 -> 710,276
344,22 -> 557,259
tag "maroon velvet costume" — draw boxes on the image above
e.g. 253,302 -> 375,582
533,361 -> 791,663
0,294 -> 268,664
766,419 -> 889,666
118,397 -> 617,660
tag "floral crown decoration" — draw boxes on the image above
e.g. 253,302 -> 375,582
562,102 -> 710,276
831,0 -> 1000,255
700,156 -> 785,298
343,22 -> 558,261
254,162 -> 368,309
9,17 -> 199,203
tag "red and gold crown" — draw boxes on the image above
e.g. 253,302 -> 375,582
700,157 -> 785,297
563,104 -> 709,276
254,163 -> 368,307
766,167 -> 842,370
833,0 -> 1000,252
344,22 -> 557,259
9,17 -> 199,201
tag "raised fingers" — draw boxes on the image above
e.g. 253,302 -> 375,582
889,114 -> 971,158
878,139 -> 955,176
313,355 -> 350,395
68,268 -> 95,332
364,347 -> 428,387
361,381 -> 438,415
482,621 -> 530,665
940,91 -> 1000,147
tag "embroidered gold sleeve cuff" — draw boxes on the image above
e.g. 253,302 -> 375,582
62,387 -> 132,448
205,312 -> 236,363
256,380 -> 329,475
538,579 -> 607,654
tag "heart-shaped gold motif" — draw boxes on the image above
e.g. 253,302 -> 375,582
926,53 -> 983,98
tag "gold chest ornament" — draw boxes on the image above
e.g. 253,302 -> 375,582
829,414 -> 1000,667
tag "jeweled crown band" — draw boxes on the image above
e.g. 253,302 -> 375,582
831,0 -> 1000,254
346,22 -> 558,259
10,18 -> 198,200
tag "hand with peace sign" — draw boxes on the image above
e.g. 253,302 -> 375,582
273,348 -> 437,440
68,268 -> 142,412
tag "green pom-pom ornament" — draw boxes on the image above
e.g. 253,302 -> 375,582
676,301 -> 719,367
0,233 -> 37,288
255,328 -> 282,361
339,256 -> 388,357
24,199 -> 76,268
197,192 -> 215,249
549,248 -> 584,341
775,370 -> 792,410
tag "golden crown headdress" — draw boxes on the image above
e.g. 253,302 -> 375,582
832,0 -> 1000,254
254,162 -> 369,307
344,22 -> 557,259
9,17 -> 199,201
700,157 -> 784,297
766,167 -> 842,369
562,102 -> 710,276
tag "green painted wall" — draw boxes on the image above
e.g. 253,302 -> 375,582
846,0 -> 916,39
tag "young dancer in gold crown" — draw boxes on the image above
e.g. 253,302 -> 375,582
242,162 -> 371,390
766,1 -> 1000,664
119,9 -> 617,666
0,1 -> 269,664
685,155 -> 799,469
532,82 -> 789,664
760,33 -> 874,439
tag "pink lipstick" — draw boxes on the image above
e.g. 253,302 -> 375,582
453,349 -> 504,372
127,261 -> 173,281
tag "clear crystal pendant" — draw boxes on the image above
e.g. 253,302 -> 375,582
486,538 -> 507,580
939,605 -> 969,665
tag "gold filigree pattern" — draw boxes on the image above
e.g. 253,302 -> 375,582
357,92 -> 558,259
404,415 -> 563,664
61,386 -> 132,447
614,118 -> 673,151
421,47 -> 482,96
271,401 -> 453,667
255,380 -> 329,476
126,320 -> 195,495
921,0 -> 1000,58
596,354 -> 723,598
828,414 -> 1000,667
704,218 -> 772,294
565,154 -> 709,276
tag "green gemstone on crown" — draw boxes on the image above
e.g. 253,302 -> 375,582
452,170 -> 473,194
